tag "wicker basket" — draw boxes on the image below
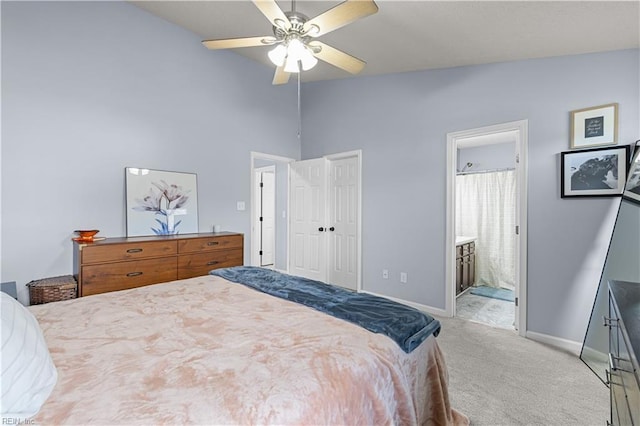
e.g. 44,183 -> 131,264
27,275 -> 77,305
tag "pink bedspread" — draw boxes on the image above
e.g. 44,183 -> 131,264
30,275 -> 468,425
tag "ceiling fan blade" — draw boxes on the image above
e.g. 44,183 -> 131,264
303,0 -> 378,37
272,66 -> 291,85
202,36 -> 274,50
309,41 -> 365,75
252,0 -> 291,31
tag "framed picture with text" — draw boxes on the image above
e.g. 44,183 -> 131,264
570,103 -> 618,149
561,145 -> 630,198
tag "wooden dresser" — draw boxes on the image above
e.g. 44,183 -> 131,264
73,232 -> 243,297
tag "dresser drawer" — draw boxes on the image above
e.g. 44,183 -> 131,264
178,235 -> 243,254
178,248 -> 243,279
461,242 -> 475,256
81,241 -> 177,264
81,258 -> 177,296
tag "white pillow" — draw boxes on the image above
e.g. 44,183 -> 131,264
1,292 -> 57,419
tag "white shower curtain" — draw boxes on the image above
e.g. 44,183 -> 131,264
455,170 -> 516,289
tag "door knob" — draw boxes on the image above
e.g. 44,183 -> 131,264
318,227 -> 324,232
329,227 -> 335,232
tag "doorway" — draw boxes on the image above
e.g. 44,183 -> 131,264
250,152 -> 295,271
254,165 -> 276,267
446,120 -> 528,336
455,142 -> 516,329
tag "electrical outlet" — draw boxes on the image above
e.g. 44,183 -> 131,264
400,272 -> 408,283
382,269 -> 389,279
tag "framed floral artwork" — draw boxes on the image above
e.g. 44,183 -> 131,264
560,145 -> 630,198
570,103 -> 618,149
125,168 -> 199,237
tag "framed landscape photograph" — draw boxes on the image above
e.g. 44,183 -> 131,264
623,143 -> 640,204
125,168 -> 199,237
570,103 -> 618,149
561,145 -> 630,198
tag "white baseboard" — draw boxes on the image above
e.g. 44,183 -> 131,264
360,290 -> 448,317
361,290 -> 582,356
526,330 -> 582,356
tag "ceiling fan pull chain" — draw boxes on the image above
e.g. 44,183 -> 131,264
297,71 -> 302,141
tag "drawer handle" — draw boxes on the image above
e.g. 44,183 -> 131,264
126,272 -> 143,277
206,261 -> 219,266
207,242 -> 219,246
127,248 -> 143,253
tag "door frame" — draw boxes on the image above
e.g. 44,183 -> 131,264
445,120 -> 528,336
250,151 -> 295,270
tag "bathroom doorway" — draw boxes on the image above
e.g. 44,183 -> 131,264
446,120 -> 528,335
455,141 -> 516,329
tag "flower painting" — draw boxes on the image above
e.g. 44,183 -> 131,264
126,168 -> 198,237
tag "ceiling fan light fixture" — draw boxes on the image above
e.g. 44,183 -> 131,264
299,48 -> 317,71
287,38 -> 306,60
270,36 -> 318,73
284,56 -> 300,73
268,44 -> 287,67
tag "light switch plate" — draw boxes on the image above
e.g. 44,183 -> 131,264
237,201 -> 246,211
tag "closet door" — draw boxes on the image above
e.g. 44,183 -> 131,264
328,157 -> 358,290
289,158 -> 327,281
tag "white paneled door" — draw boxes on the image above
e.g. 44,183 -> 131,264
289,158 -> 327,282
289,154 -> 360,291
328,157 -> 358,290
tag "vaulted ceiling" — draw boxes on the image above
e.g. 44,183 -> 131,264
132,1 -> 640,83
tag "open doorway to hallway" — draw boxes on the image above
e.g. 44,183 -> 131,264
250,152 -> 294,272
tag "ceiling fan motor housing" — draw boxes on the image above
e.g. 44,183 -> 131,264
275,12 -> 315,38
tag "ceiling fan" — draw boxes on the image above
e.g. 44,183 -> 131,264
202,0 -> 378,85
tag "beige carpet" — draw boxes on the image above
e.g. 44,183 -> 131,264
435,315 -> 608,425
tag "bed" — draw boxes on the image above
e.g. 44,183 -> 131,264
5,267 -> 468,425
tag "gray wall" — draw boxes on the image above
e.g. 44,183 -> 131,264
301,49 -> 640,343
2,1 -> 638,345
458,142 -> 515,172
1,1 -> 299,303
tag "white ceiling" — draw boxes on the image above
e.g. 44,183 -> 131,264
131,0 -> 640,84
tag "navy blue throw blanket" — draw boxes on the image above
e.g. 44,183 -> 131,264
210,266 -> 441,353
